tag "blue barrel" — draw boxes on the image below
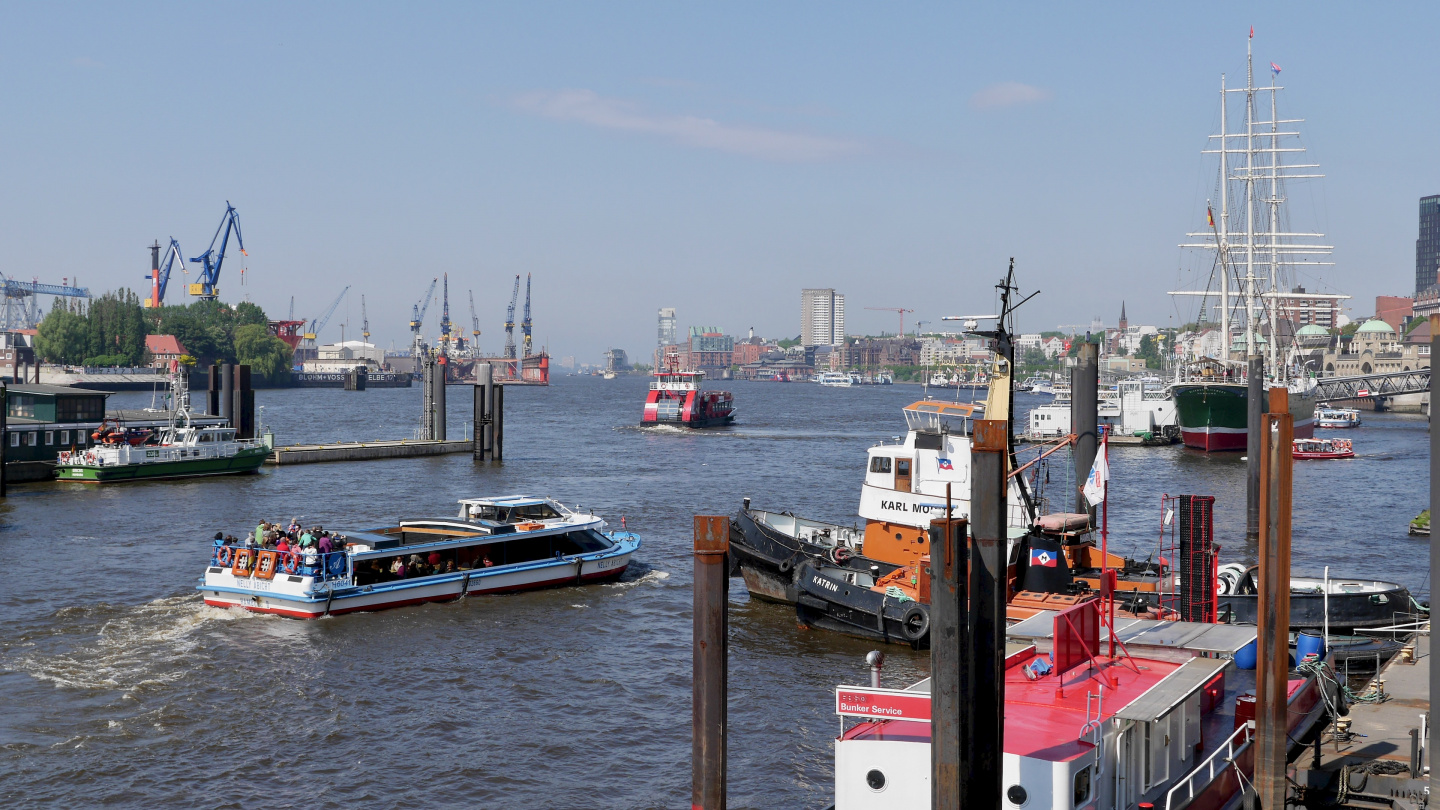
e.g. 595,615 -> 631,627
1234,639 -> 1257,670
1296,632 -> 1326,664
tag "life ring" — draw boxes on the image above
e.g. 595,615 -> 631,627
215,546 -> 233,566
281,552 -> 300,575
829,546 -> 854,565
900,605 -> 930,641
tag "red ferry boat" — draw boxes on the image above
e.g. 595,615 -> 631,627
1292,437 -> 1354,460
640,351 -> 735,428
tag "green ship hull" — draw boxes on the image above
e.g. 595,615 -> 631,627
1172,382 -> 1315,452
55,448 -> 268,482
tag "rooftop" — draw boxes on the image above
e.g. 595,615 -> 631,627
1356,318 -> 1395,334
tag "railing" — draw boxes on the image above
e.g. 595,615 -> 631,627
1165,722 -> 1253,810
211,543 -> 349,583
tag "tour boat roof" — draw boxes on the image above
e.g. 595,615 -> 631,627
457,495 -> 561,509
841,650 -> 1192,761
900,399 -> 982,432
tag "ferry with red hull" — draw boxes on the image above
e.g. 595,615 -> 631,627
640,351 -> 735,428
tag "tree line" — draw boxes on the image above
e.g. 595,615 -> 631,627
34,291 -> 295,384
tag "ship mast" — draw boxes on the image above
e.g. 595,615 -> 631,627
1218,74 -> 1231,358
1266,67 -> 1283,380
1242,35 -> 1257,361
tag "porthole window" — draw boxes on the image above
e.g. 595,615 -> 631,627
1007,785 -> 1028,806
866,769 -> 886,791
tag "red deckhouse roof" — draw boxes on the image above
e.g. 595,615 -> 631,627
145,334 -> 188,356
841,652 -> 1181,761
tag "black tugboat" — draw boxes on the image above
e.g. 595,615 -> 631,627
728,501 -> 900,604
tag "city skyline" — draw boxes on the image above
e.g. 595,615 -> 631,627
2,4 -> 1437,362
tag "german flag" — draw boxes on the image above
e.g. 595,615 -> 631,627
1206,206 -> 1215,229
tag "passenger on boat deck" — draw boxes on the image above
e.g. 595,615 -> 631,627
317,533 -> 333,554
287,518 -> 300,535
443,560 -> 456,573
427,551 -> 441,567
390,557 -> 407,578
213,531 -> 224,542
254,522 -> 266,547
408,554 -> 426,575
302,543 -> 319,568
299,530 -> 315,548
275,536 -> 291,553
482,554 -> 495,568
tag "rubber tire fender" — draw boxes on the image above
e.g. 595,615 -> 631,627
778,555 -> 796,574
900,604 -> 930,642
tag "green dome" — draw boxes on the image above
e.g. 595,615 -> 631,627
1296,324 -> 1329,337
1356,319 -> 1394,335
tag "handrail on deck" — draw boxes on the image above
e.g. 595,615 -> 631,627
211,543 -> 349,582
1164,721 -> 1253,810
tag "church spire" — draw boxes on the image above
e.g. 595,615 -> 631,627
1119,301 -> 1128,328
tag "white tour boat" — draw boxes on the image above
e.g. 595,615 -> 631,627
1315,406 -> 1361,428
199,496 -> 640,618
817,371 -> 856,387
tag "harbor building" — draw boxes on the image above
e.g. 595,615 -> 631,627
1279,286 -> 1344,329
302,341 -> 385,374
1417,194 -> 1440,297
145,334 -> 189,368
688,327 -> 734,376
800,288 -> 844,347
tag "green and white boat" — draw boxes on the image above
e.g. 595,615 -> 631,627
54,372 -> 268,482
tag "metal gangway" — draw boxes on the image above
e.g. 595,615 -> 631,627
1314,368 -> 1430,403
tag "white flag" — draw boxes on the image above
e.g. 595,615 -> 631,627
1082,436 -> 1109,507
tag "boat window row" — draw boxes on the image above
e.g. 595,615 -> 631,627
465,502 -> 563,522
12,429 -> 92,448
355,530 -> 612,586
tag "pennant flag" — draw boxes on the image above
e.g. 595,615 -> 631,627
937,458 -> 954,471
1206,206 -> 1215,229
1249,26 -> 1254,39
1082,432 -> 1109,507
1270,62 -> 1282,75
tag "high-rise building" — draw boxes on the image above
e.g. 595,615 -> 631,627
657,307 -> 677,347
1417,195 -> 1440,296
800,288 -> 845,347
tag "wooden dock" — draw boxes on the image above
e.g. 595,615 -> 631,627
266,439 -> 473,465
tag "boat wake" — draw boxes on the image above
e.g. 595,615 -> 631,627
605,567 -> 669,590
10,595 -> 261,693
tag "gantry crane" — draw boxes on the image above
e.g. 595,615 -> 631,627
502,274 -> 520,360
521,273 -> 533,358
188,202 -> 246,300
865,307 -> 915,337
468,290 -> 481,358
145,238 -> 187,308
361,295 -> 370,342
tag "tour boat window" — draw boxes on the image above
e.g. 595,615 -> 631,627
510,503 -> 561,521
869,457 -> 892,474
554,530 -> 611,554
1073,765 -> 1091,807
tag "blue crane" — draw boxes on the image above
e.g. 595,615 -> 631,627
0,275 -> 91,330
521,273 -> 533,357
145,238 -> 186,308
304,286 -> 350,341
410,277 -> 438,338
503,274 -> 520,359
187,202 -> 246,300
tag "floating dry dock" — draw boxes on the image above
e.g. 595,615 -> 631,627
265,439 -> 472,465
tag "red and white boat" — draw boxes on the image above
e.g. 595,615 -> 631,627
832,601 -> 1336,809
1292,437 -> 1354,460
640,349 -> 736,428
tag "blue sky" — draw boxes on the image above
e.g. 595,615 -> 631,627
2,3 -> 1436,361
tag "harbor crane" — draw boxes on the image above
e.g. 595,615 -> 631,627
145,238 -> 187,308
865,307 -> 914,337
304,286 -> 350,342
361,295 -> 370,342
503,274 -> 520,360
521,273 -> 533,358
438,273 -> 453,355
188,202 -> 246,300
410,277 -> 438,359
468,290 -> 481,357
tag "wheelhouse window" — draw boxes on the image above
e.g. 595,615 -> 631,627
509,503 -> 562,521
1073,765 -> 1091,807
44,431 -> 54,445
869,457 -> 892,474
8,394 -> 35,418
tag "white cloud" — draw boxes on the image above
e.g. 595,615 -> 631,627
969,82 -> 1052,110
512,89 -> 863,162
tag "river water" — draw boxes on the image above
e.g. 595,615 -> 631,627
0,376 -> 1428,808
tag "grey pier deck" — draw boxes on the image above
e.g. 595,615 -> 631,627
266,439 -> 474,465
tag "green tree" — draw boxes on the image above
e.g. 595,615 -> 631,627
1135,334 -> 1159,365
233,324 -> 293,384
35,302 -> 90,364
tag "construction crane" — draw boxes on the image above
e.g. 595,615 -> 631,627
188,202 -> 246,300
288,296 -> 295,320
521,273 -> 533,358
145,238 -> 186,308
361,295 -> 370,342
304,286 -> 350,341
865,307 -> 915,337
438,273 -> 453,355
468,290 -> 481,357
502,274 -> 520,360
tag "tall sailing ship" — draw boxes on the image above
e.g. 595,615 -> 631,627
1168,36 -> 1348,451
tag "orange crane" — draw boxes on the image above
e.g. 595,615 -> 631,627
865,307 -> 915,337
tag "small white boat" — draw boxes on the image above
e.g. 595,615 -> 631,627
817,371 -> 855,387
1316,406 -> 1361,428
200,496 -> 640,618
